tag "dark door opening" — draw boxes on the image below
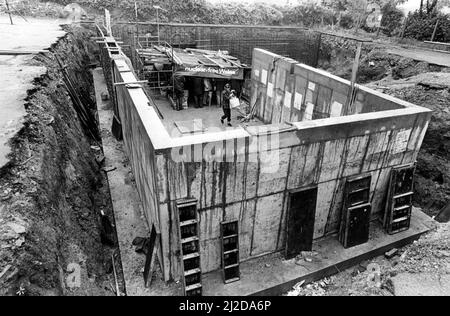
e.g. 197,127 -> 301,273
285,187 -> 318,260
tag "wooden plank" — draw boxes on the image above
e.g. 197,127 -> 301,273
257,148 -> 291,196
251,193 -> 284,256
159,203 -> 176,281
144,225 -> 161,287
342,135 -> 370,177
167,159 -> 188,202
314,181 -> 337,239
156,154 -> 168,203
319,139 -> 346,183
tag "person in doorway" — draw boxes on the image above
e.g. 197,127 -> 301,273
203,78 -> 213,107
173,75 -> 185,111
214,79 -> 225,108
192,77 -> 203,108
220,83 -> 233,127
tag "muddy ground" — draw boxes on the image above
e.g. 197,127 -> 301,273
287,223 -> 450,296
0,25 -> 124,296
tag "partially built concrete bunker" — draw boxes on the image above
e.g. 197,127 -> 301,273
98,31 -> 432,296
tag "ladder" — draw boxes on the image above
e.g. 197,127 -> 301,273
339,174 -> 372,249
176,199 -> 202,296
383,165 -> 415,235
221,221 -> 240,284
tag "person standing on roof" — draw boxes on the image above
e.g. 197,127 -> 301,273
220,83 -> 233,127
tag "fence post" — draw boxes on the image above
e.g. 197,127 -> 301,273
5,0 -> 13,25
431,18 -> 440,42
315,32 -> 322,68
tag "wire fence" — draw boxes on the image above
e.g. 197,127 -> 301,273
112,22 -> 322,68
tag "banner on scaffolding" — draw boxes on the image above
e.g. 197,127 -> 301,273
174,65 -> 244,80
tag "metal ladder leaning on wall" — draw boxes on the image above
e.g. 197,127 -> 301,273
176,199 -> 202,296
383,165 -> 416,234
221,221 -> 240,284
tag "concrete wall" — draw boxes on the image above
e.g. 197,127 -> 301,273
155,103 -> 430,281
100,39 -> 431,284
251,49 -> 406,125
113,59 -> 161,237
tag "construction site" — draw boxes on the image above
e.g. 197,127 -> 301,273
0,0 -> 449,298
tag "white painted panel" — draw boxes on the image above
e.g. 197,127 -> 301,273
261,69 -> 268,84
330,101 -> 343,118
392,128 -> 412,154
267,82 -> 274,98
284,91 -> 292,108
294,92 -> 303,110
304,102 -> 315,121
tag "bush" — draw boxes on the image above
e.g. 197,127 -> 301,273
282,3 -> 337,27
405,12 -> 450,42
380,2 -> 404,36
339,12 -> 355,29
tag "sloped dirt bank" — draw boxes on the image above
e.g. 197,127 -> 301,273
320,37 -> 450,221
319,36 -> 450,84
0,26 -> 124,296
368,73 -> 450,220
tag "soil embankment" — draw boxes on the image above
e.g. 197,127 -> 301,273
0,25 -> 123,296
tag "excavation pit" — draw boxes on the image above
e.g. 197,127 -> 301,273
96,30 -> 434,296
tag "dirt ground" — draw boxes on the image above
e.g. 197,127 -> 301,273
287,223 -> 450,296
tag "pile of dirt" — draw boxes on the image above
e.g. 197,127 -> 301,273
0,26 -> 123,296
319,36 -> 450,84
287,222 -> 449,296
368,73 -> 450,219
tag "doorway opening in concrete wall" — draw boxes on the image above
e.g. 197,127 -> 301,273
285,187 -> 318,260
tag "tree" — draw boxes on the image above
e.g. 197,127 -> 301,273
419,0 -> 439,16
380,1 -> 405,36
